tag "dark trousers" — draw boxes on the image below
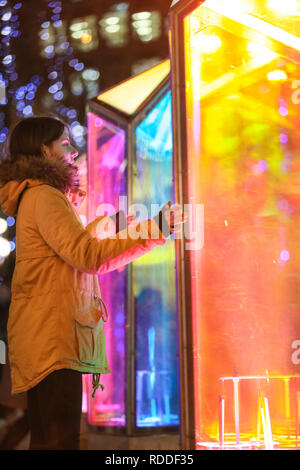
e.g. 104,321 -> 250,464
26,369 -> 82,450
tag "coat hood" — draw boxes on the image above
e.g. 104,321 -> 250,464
0,154 -> 80,217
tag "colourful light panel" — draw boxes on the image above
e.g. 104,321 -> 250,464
69,154 -> 89,414
75,154 -> 88,226
86,111 -> 127,426
96,60 -> 170,115
86,60 -> 179,432
133,90 -> 179,427
182,0 -> 300,449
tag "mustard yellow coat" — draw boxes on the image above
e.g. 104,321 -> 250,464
0,178 -> 165,394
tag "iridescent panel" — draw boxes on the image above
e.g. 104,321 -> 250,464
97,60 -> 170,115
133,90 -> 179,427
86,111 -> 127,426
183,2 -> 300,448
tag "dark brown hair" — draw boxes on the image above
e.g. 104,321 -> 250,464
8,116 -> 67,161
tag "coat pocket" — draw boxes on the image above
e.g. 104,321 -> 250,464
75,296 -> 108,366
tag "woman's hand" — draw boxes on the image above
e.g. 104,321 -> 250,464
155,201 -> 188,237
165,201 -> 188,234
126,213 -> 137,226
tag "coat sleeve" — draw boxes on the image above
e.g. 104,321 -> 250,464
85,215 -> 109,238
35,186 -> 166,274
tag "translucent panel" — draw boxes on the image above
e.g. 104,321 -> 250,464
97,60 -> 170,115
136,90 -> 173,163
183,4 -> 300,449
133,90 -> 179,427
204,0 -> 300,40
72,154 -> 89,415
86,111 -> 127,426
212,375 -> 300,449
75,154 -> 88,227
82,374 -> 88,414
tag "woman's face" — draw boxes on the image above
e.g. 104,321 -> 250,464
42,128 -> 78,165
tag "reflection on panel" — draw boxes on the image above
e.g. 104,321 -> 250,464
133,90 -> 179,427
86,59 -> 179,434
87,111 -> 127,426
182,0 -> 300,449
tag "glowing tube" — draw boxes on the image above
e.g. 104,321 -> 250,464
233,378 -> 240,446
264,397 -> 274,450
81,375 -> 87,413
148,327 -> 157,419
296,391 -> 300,447
256,403 -> 262,444
260,407 -> 269,449
283,378 -> 291,419
218,395 -> 225,447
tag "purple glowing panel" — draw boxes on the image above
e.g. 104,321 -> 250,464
86,111 -> 127,427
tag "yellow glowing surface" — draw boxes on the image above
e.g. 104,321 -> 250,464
203,0 -> 300,50
267,0 -> 300,15
134,240 -> 175,266
181,0 -> 300,450
97,60 -> 170,115
267,70 -> 288,80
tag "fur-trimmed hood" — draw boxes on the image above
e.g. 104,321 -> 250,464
0,155 -> 79,217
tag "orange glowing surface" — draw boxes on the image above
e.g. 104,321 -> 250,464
97,60 -> 170,115
183,0 -> 300,449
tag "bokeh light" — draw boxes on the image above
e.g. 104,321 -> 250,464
0,218 -> 7,234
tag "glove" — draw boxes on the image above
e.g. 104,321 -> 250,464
153,201 -> 188,238
109,210 -> 127,233
153,201 -> 174,238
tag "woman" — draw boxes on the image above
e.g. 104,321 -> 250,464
0,116 -> 184,450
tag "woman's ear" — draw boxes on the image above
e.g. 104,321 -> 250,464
41,143 -> 51,158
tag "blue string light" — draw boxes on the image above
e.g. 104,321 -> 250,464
0,1 -> 91,154
9,240 -> 15,251
6,216 -> 15,227
41,0 -> 87,150
0,1 -> 44,152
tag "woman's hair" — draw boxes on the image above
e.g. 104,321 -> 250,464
8,116 -> 67,161
0,116 -> 79,194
